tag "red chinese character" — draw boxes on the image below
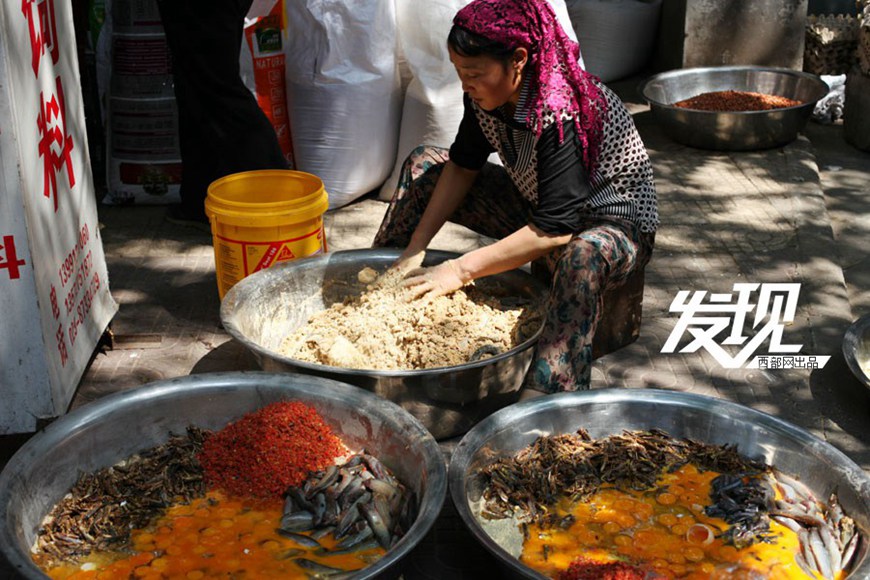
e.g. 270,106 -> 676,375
49,284 -> 60,319
21,0 -> 60,76
55,323 -> 68,366
0,235 -> 27,280
37,76 -> 75,212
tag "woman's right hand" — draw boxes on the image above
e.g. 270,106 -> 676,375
372,249 -> 426,290
392,249 -> 426,277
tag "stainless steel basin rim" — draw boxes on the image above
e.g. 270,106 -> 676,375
0,371 -> 448,579
843,312 -> 870,392
638,65 -> 830,151
448,387 -> 870,579
219,249 -> 549,439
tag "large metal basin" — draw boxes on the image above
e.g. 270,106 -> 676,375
0,372 -> 447,579
220,249 -> 548,440
844,313 -> 870,392
640,66 -> 829,150
449,388 -> 870,578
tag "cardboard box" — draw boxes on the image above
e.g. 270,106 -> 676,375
0,0 -> 118,433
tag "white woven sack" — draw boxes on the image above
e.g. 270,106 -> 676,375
284,0 -> 402,209
566,0 -> 662,83
378,0 -> 582,202
377,0 -> 469,201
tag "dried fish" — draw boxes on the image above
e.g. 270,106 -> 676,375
359,502 -> 391,549
294,557 -> 359,575
33,426 -> 208,567
826,494 -> 844,530
321,489 -> 340,527
336,504 -> 362,539
311,492 -> 327,527
768,507 -> 826,528
310,525 -> 336,541
794,551 -> 816,577
316,538 -> 380,557
480,428 -> 766,525
819,524 -> 842,575
808,527 -> 835,580
364,478 -> 399,501
774,479 -> 800,503
840,531 -> 860,572
335,521 -> 374,550
771,514 -> 802,533
288,487 -> 316,514
310,465 -> 340,494
360,453 -> 393,484
799,529 -> 819,576
276,529 -> 323,549
280,511 -> 315,532
282,451 -> 411,557
774,471 -> 817,503
277,548 -> 305,560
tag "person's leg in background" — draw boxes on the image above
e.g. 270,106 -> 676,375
157,0 -> 287,224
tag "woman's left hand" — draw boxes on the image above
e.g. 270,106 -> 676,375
403,259 -> 469,301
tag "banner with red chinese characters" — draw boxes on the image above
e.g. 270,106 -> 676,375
0,0 -> 118,433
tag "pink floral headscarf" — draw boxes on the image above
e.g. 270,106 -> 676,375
454,0 -> 607,173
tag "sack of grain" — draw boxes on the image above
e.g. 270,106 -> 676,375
284,0 -> 401,209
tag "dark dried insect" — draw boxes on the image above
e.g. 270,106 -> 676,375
479,428 -> 769,526
32,426 -> 209,568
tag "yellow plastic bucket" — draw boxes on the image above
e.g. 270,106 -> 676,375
205,169 -> 329,298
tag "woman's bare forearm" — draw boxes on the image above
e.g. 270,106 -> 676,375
456,224 -> 571,281
406,161 -> 479,253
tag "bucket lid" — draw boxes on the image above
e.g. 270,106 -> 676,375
205,170 -> 329,225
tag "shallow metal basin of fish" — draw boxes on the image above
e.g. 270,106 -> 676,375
0,372 -> 447,579
449,388 -> 870,579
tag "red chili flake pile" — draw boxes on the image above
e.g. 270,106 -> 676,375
673,90 -> 801,112
558,557 -> 653,580
198,400 -> 345,498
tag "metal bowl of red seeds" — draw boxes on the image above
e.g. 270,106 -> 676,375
640,65 -> 829,150
0,371 -> 447,579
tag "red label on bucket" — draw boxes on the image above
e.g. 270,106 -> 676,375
213,225 -> 324,298
254,243 -> 281,272
275,246 -> 295,261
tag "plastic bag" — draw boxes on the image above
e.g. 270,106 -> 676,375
240,0 -> 295,167
284,0 -> 402,209
812,74 -> 846,124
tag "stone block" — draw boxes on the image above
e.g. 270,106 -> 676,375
844,66 -> 870,151
592,267 -> 646,360
654,0 -> 808,71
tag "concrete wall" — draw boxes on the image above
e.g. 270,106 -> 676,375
654,0 -> 809,71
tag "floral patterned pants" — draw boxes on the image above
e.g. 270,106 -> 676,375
373,146 -> 654,393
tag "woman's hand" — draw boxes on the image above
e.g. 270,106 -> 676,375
403,259 -> 469,301
372,249 -> 426,290
393,249 -> 426,277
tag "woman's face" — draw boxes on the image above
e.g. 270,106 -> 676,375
449,46 -> 526,112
